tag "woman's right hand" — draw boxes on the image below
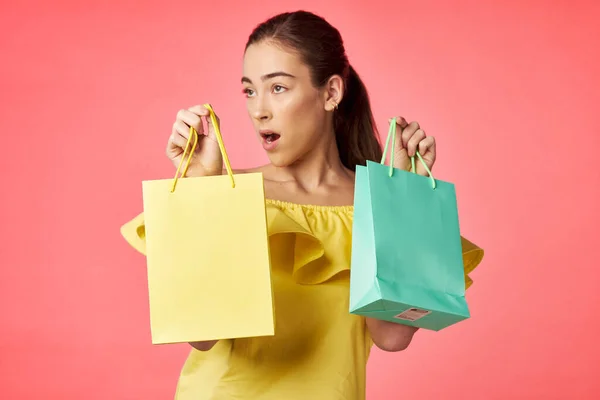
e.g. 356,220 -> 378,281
166,105 -> 223,177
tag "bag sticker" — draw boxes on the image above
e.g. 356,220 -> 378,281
394,308 -> 431,321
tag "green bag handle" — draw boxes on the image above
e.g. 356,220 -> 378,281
380,117 -> 437,189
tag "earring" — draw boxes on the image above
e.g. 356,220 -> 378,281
333,101 -> 339,110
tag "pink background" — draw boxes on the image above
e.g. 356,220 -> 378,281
1,0 -> 599,398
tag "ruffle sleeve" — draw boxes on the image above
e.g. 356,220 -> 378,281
120,212 -> 147,256
461,236 -> 484,289
264,202 -> 352,285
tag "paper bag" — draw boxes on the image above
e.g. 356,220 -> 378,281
141,104 -> 274,344
349,118 -> 472,331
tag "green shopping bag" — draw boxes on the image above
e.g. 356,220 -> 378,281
349,118 -> 469,331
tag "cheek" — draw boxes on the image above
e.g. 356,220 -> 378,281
279,93 -> 322,128
297,103 -> 325,139
286,90 -> 319,112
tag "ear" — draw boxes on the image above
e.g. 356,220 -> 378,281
323,74 -> 344,112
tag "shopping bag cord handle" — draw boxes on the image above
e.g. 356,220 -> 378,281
380,117 -> 436,189
170,103 -> 236,192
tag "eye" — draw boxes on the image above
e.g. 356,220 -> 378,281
243,88 -> 256,97
273,85 -> 286,94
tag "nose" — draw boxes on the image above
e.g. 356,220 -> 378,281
251,97 -> 272,122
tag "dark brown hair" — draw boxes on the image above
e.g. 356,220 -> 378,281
245,10 -> 382,170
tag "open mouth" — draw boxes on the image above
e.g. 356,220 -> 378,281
260,132 -> 281,144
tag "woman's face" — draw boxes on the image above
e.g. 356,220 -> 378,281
242,41 -> 333,167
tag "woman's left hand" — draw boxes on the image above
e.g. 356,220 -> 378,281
390,117 -> 436,176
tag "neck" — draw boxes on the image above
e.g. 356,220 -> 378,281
273,127 -> 350,191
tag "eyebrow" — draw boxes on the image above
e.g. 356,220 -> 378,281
241,71 -> 296,84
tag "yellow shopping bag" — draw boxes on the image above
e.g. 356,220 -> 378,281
141,104 -> 274,344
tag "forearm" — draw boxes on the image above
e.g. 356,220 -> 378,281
189,340 -> 218,351
365,317 -> 419,352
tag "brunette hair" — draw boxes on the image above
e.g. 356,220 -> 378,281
245,10 -> 382,170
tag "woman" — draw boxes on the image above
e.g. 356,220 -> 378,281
121,10 -> 483,400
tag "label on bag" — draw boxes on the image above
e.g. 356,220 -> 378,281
394,308 -> 431,321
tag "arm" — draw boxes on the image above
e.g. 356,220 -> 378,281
365,235 -> 484,352
366,317 -> 419,352
189,340 -> 219,351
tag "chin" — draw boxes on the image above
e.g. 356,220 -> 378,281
266,152 -> 294,168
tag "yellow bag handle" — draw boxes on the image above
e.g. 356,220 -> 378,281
171,103 -> 235,192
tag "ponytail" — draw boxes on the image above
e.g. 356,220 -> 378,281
334,65 -> 383,171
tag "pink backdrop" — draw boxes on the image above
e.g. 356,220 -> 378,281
1,0 -> 599,398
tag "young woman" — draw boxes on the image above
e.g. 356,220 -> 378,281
121,10 -> 483,400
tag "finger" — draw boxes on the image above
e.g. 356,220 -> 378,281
169,130 -> 189,150
176,108 -> 204,134
401,121 -> 420,149
168,128 -> 203,157
187,104 -> 210,117
407,129 -> 426,157
166,130 -> 185,158
389,116 -> 408,129
188,105 -> 220,140
418,136 -> 435,156
173,120 -> 196,140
